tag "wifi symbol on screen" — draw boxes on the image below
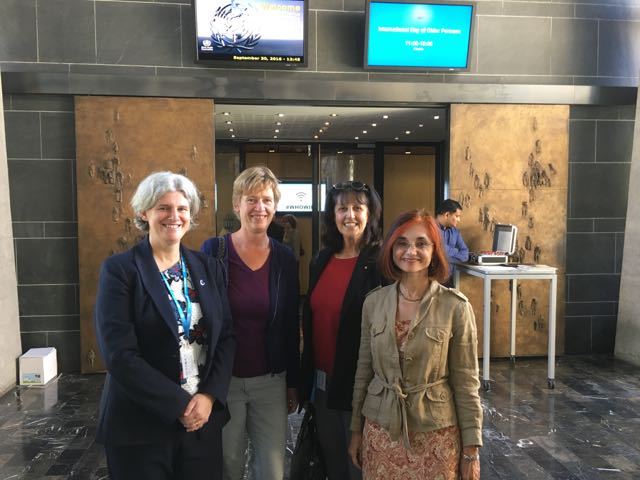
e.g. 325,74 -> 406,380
296,191 -> 306,202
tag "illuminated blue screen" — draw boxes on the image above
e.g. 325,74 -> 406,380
366,1 -> 473,69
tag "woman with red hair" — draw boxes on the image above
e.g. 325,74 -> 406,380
348,209 -> 482,480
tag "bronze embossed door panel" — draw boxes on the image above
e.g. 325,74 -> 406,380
75,96 -> 215,373
450,104 -> 568,357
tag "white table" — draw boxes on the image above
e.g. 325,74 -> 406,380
453,264 -> 558,390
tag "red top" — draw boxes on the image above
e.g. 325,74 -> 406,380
310,255 -> 358,376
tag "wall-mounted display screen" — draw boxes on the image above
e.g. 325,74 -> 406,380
195,0 -> 307,67
277,183 -> 326,213
364,0 -> 474,70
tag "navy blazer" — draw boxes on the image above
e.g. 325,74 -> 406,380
300,245 -> 384,410
94,238 -> 235,445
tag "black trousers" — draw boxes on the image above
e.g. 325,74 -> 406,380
105,427 -> 223,480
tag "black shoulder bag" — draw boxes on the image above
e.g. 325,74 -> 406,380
289,403 -> 326,480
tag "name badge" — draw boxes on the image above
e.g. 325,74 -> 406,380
180,343 -> 199,379
316,370 -> 327,391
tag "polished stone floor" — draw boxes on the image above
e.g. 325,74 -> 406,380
0,355 -> 639,479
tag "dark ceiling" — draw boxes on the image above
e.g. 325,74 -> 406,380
215,104 -> 448,143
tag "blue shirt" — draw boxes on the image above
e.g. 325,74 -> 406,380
439,223 -> 469,275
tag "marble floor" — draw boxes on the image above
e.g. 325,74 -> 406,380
0,355 -> 639,479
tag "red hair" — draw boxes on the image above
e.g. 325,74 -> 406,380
379,209 -> 449,282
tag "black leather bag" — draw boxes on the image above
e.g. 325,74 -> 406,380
290,403 -> 326,480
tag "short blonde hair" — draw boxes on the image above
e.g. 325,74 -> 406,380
232,166 -> 281,207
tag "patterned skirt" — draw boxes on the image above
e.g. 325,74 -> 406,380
362,419 -> 461,480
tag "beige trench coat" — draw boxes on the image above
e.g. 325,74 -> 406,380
350,280 -> 483,448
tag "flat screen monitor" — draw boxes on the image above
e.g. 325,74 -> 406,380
195,0 -> 308,67
364,0 -> 474,71
277,183 -> 326,213
492,224 -> 518,254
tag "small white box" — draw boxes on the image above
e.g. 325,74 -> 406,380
19,347 -> 58,385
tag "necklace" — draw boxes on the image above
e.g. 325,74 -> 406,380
398,284 -> 423,303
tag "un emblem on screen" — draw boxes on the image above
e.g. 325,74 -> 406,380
209,1 -> 261,53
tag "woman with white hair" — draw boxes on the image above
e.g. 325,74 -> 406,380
94,171 -> 235,480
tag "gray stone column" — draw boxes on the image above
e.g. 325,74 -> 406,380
616,90 -> 640,365
0,74 -> 23,393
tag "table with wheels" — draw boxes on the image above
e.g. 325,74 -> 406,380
453,263 -> 558,390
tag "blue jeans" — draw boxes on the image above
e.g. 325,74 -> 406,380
222,373 -> 287,480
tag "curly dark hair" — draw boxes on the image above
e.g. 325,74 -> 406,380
321,181 -> 382,252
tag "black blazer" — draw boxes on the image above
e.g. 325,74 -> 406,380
94,238 -> 235,445
300,245 -> 384,411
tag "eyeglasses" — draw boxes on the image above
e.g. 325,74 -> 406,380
332,181 -> 369,192
394,239 -> 434,251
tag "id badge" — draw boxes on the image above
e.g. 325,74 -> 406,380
316,370 -> 327,391
180,343 -> 198,379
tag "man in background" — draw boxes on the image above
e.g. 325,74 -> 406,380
436,199 -> 469,287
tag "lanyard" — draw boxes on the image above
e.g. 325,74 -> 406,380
161,256 -> 192,340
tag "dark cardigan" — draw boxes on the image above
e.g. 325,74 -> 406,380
300,244 -> 384,411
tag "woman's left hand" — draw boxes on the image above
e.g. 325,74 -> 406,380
286,388 -> 298,414
180,393 -> 215,432
460,446 -> 480,480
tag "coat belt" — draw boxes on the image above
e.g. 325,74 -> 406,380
374,373 -> 448,449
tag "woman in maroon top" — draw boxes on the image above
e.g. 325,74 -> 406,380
300,181 -> 384,480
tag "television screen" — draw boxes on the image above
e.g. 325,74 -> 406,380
364,0 -> 474,70
195,0 -> 307,67
277,183 -> 326,213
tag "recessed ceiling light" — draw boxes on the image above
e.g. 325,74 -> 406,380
337,150 -> 343,154
268,148 -> 276,153
405,130 -> 411,134
383,115 -> 389,119
405,151 -> 411,155
371,123 -> 377,127
362,130 -> 367,134
394,137 -> 399,140
275,129 -> 280,133
277,113 -> 285,117
355,136 -> 359,140
434,115 -> 440,120
330,113 -> 338,117
225,120 -> 232,125
318,129 -> 323,133
324,122 -> 330,126
275,121 -> 282,126
222,112 -> 230,116
273,135 -> 278,138
229,128 -> 234,132
231,134 -> 236,138
314,135 -> 318,139
418,124 -> 424,128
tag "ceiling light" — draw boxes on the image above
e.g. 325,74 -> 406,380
268,148 -> 276,153
225,120 -> 232,125
314,135 -> 318,139
318,129 -> 323,133
275,121 -> 282,126
394,137 -> 399,140
229,128 -> 234,132
405,130 -> 411,134
434,115 -> 440,120
222,112 -> 230,116
277,113 -> 285,117
371,123 -> 377,127
324,122 -> 330,126
418,124 -> 424,127
405,151 -> 411,155
337,150 -> 343,154
273,135 -> 278,139
275,129 -> 280,133
362,130 -> 367,134
355,136 -> 359,140
330,113 -> 338,117
383,115 -> 389,119
231,134 -> 236,138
